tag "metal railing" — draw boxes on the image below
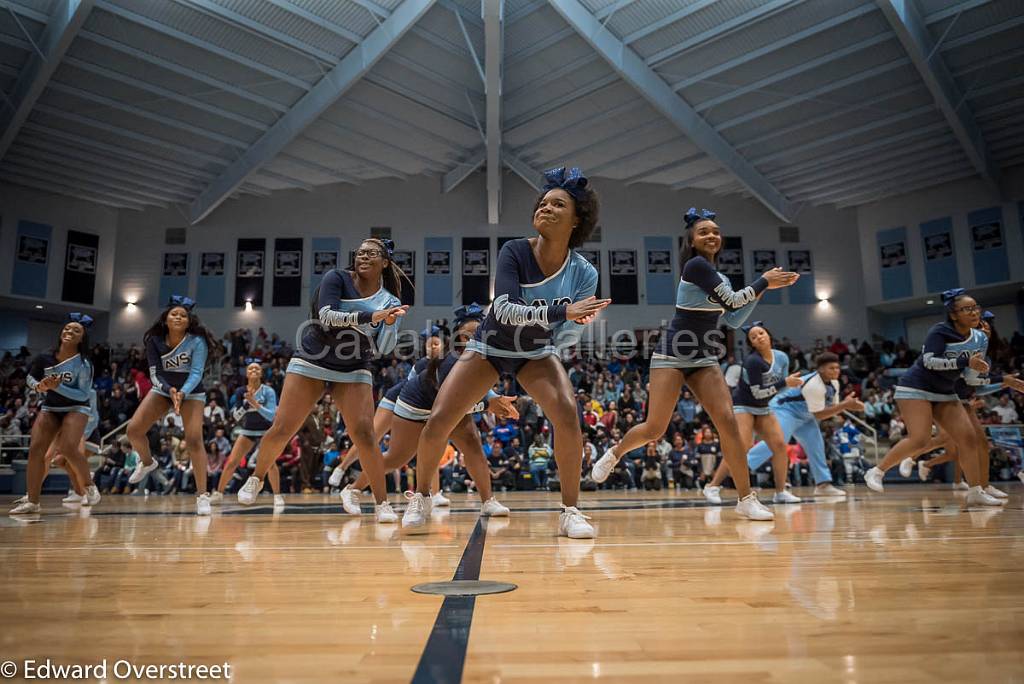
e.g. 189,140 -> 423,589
842,410 -> 880,464
0,419 -> 129,466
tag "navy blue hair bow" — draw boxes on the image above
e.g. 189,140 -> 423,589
68,312 -> 93,328
376,238 -> 395,258
244,357 -> 261,365
741,320 -> 765,336
169,295 -> 196,310
453,303 -> 485,327
684,207 -> 717,228
982,310 -> 995,321
420,325 -> 441,340
941,288 -> 966,309
542,166 -> 589,202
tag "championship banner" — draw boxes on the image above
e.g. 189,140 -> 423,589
608,249 -> 637,305
423,237 -> 452,306
234,238 -> 265,307
968,206 -> 1009,284
62,229 -> 98,305
752,249 -> 781,305
719,236 -> 744,291
920,217 -> 958,293
12,220 -> 50,299
577,249 -> 602,299
877,226 -> 912,300
644,236 -> 673,306
197,252 -> 226,308
393,249 -> 415,306
786,249 -> 815,305
461,237 -> 489,306
159,252 -> 190,306
272,238 -> 302,307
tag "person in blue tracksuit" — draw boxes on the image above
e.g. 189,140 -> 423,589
237,238 -> 409,524
746,352 -> 864,496
211,361 -> 285,507
10,313 -> 97,515
342,306 -> 518,521
125,295 -> 218,516
703,321 -> 803,504
898,309 -> 1024,497
864,289 -> 1015,506
590,207 -> 799,522
327,324 -> 445,495
406,167 -> 610,538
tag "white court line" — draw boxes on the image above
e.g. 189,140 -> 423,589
492,533 -> 1024,548
0,544 -> 462,552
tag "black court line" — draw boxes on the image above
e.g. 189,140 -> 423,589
411,517 -> 488,684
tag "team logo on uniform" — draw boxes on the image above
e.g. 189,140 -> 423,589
529,297 -> 572,306
164,352 -> 192,370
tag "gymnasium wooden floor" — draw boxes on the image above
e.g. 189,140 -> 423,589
1,485 -> 1022,683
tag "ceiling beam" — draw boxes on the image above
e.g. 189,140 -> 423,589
189,0 -> 437,224
546,0 -> 794,221
441,148 -> 485,193
0,0 -> 94,161
484,0 -> 502,224
877,0 -> 999,192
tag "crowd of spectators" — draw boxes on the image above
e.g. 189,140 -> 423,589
2,322 -> 1023,496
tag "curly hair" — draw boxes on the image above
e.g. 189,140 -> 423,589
532,186 -> 600,248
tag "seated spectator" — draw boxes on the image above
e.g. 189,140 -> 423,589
527,433 -> 552,490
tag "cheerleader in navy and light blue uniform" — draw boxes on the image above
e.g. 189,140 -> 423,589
406,167 -> 609,538
237,238 -> 408,524
590,208 -> 799,521
342,304 -> 517,521
864,289 -> 1015,507
703,321 -> 804,505
10,314 -> 98,515
125,296 -> 218,515
328,325 -> 445,503
210,361 -> 285,508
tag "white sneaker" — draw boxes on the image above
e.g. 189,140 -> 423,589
898,457 -> 915,478
558,505 -> 594,539
127,459 -> 159,484
12,495 -> 28,505
772,490 -> 802,504
84,486 -> 101,507
481,497 -> 510,517
1018,471 -> 1024,485
702,485 -> 722,505
9,501 -> 40,514
340,486 -> 362,515
209,491 -> 224,505
376,500 -> 398,523
591,448 -> 618,484
735,493 -> 774,521
966,485 -> 1003,507
431,492 -> 451,508
328,465 -> 345,488
401,492 -> 432,534
273,494 -> 286,508
815,483 -> 848,497
953,481 -> 970,491
237,476 -> 263,505
984,485 -> 1009,500
918,461 -> 932,482
196,493 -> 212,516
62,491 -> 84,504
864,467 -> 885,493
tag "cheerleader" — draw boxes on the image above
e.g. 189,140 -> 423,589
52,389 -> 102,505
745,352 -> 864,495
703,321 -> 803,504
342,304 -> 517,519
901,310 -> 1022,498
209,362 -> 284,507
10,314 -> 97,515
864,290 -> 1015,506
328,325 -> 446,511
590,208 -> 799,521
237,238 -> 408,524
125,296 -> 217,515
404,166 -> 609,537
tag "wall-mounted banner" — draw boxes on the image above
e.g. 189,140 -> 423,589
12,220 -> 50,298
424,237 -> 452,306
462,237 -> 489,305
920,217 -> 957,293
644,237 -> 673,306
752,248 -> 780,304
235,238 -> 265,307
197,252 -> 226,308
719,236 -> 744,291
313,250 -> 338,274
62,229 -> 98,305
393,249 -> 415,306
159,252 -> 189,306
646,249 -> 672,274
309,237 -> 339,300
786,249 -> 815,305
577,249 -> 602,298
876,227 -> 912,300
273,238 -> 303,307
968,206 -> 1008,284
609,249 -> 638,305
